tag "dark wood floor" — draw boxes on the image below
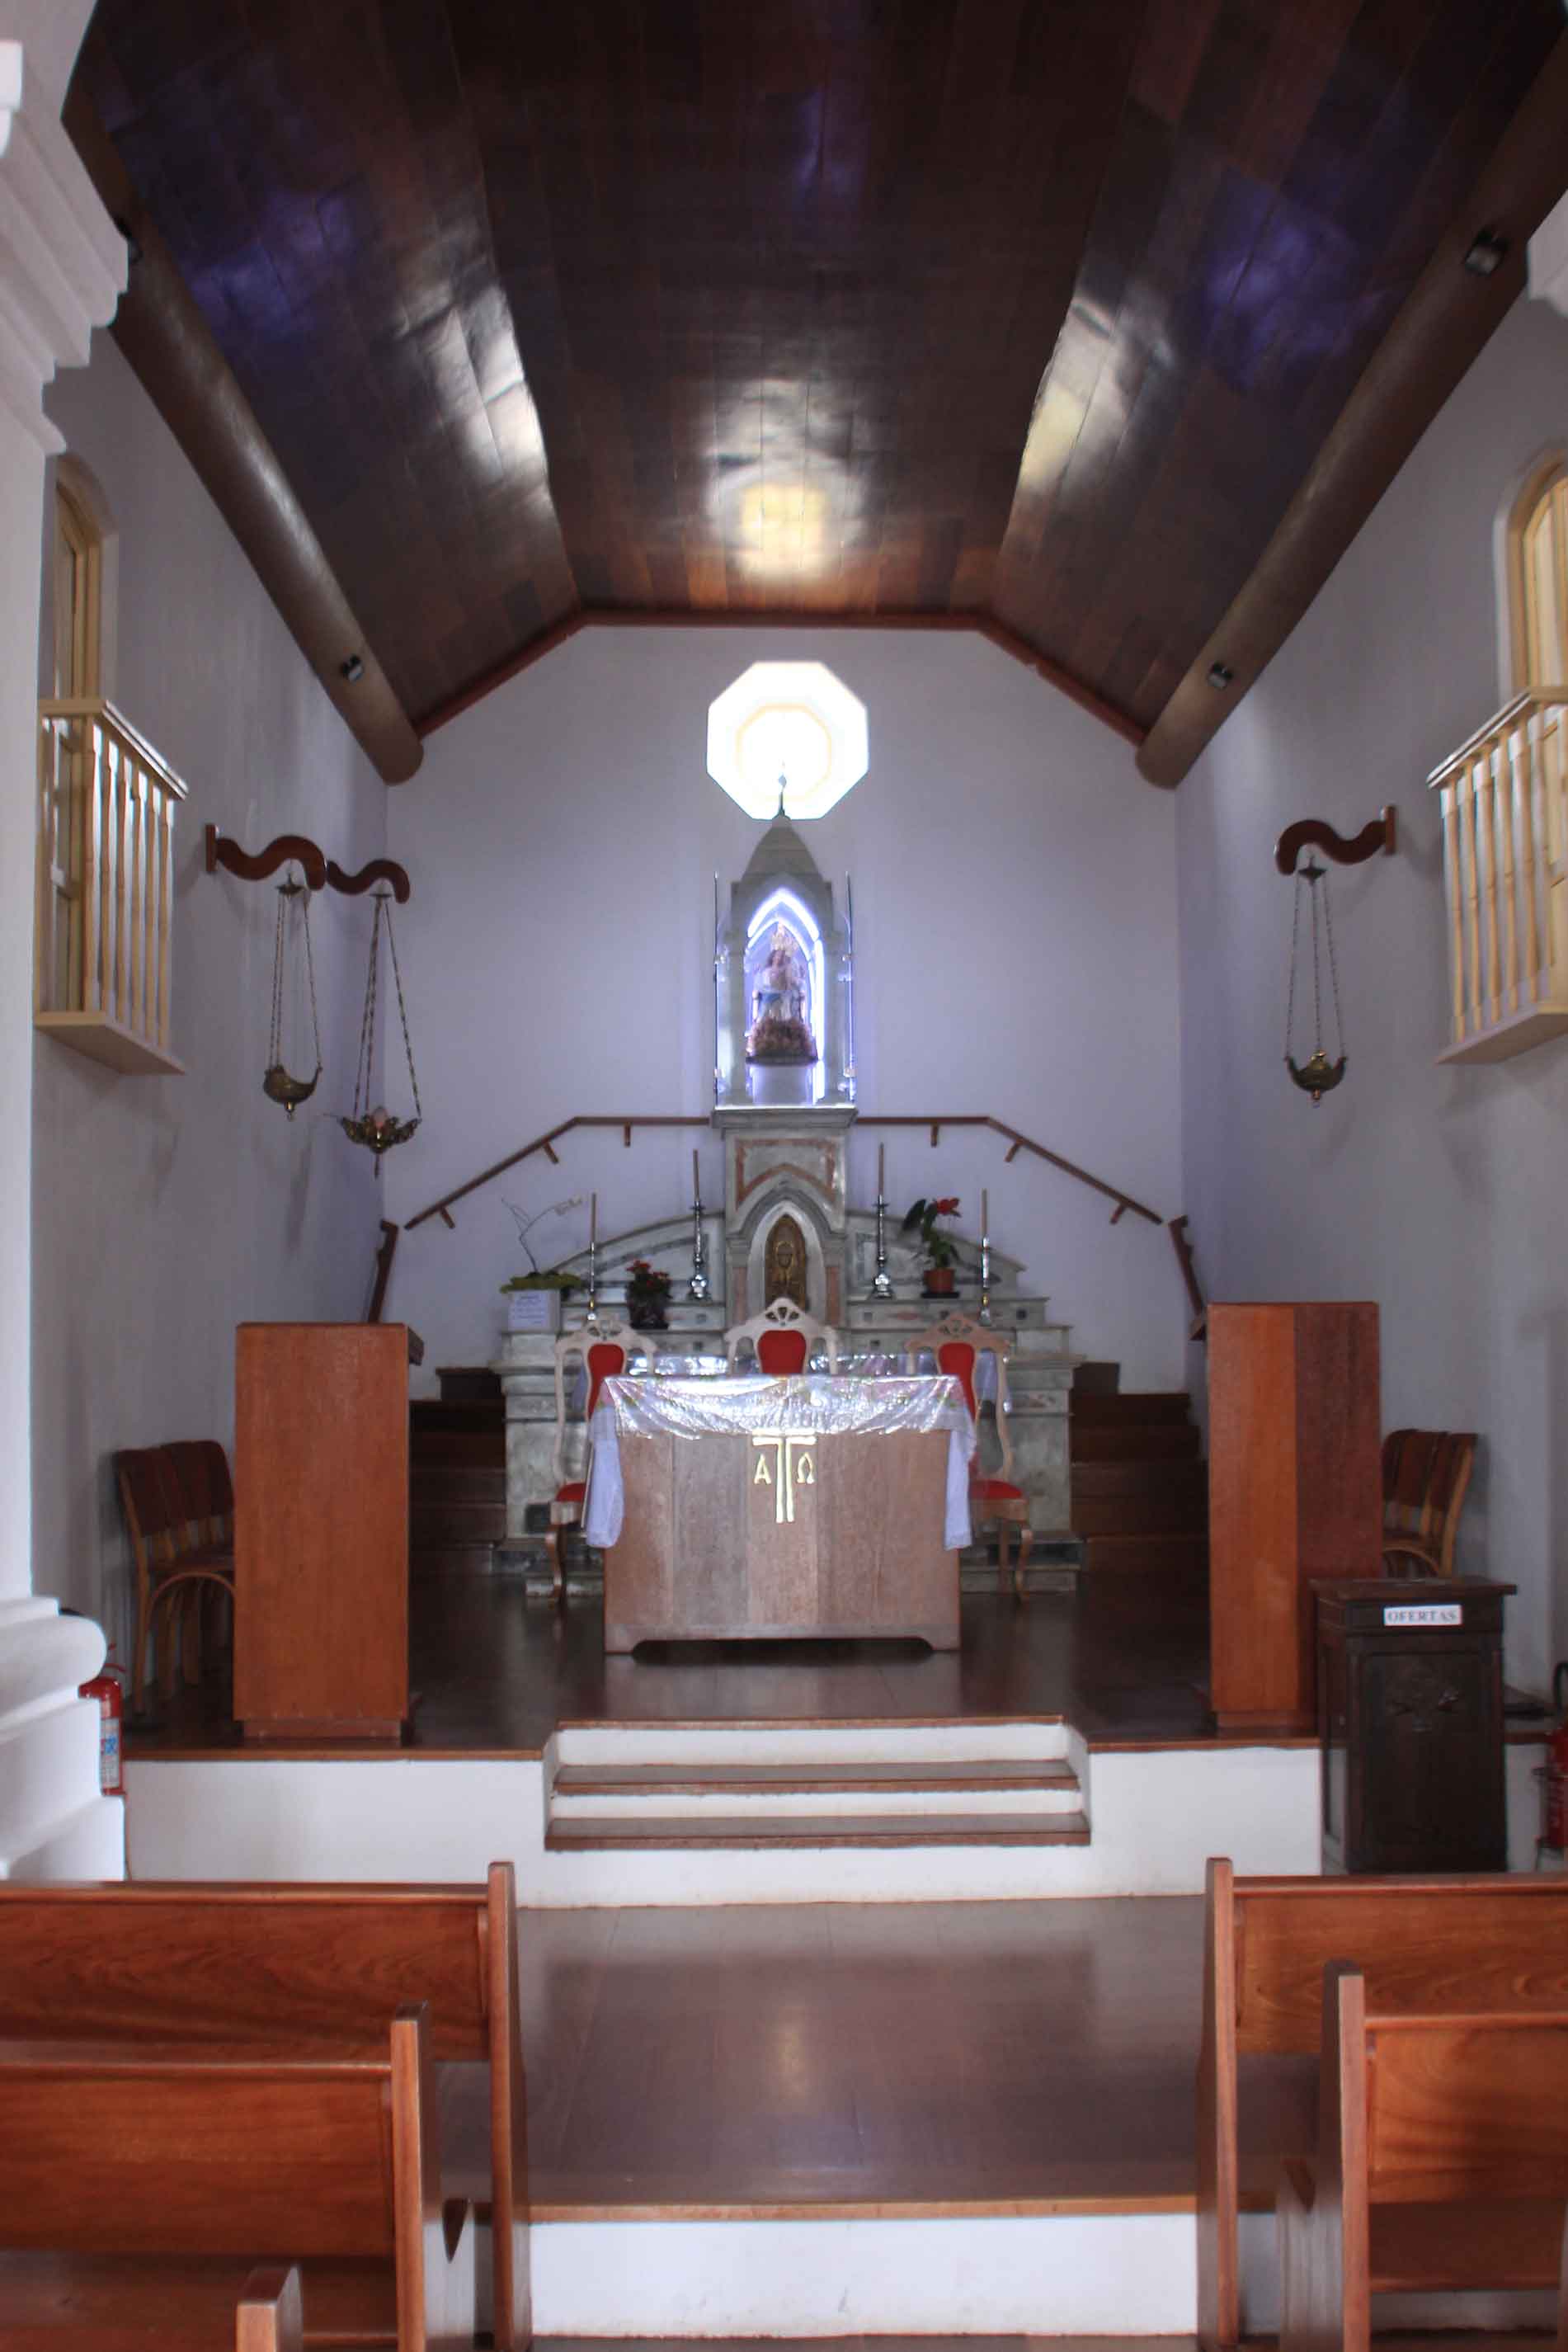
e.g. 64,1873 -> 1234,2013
452,1893 -> 1316,2221
129,1563 -> 1260,1760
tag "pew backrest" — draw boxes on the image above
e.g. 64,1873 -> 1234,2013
0,1864 -> 527,2350
1276,1963 -> 1568,2352
0,2006 -> 472,2352
1198,1858 -> 1568,2350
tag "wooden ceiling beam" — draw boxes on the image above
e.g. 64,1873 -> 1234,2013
416,606 -> 1146,751
62,92 -> 422,788
1137,35 -> 1568,792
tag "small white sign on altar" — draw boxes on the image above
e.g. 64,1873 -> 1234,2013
505,1288 -> 562,1333
1382,1601 -> 1462,1628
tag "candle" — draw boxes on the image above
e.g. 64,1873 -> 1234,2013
693,1148 -> 700,1200
878,1143 -> 885,1200
590,1192 -> 597,1247
982,1188 -> 989,1237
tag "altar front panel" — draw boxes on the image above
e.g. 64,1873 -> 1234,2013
605,1427 -> 957,1651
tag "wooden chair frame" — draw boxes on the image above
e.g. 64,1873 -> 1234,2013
1381,1426 -> 1477,1577
115,1446 -> 235,1712
905,1312 -> 1032,1597
548,1318 -> 637,1603
723,1294 -> 838,1374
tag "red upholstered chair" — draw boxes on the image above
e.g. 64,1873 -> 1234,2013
548,1319 -> 635,1603
906,1313 -> 1033,1600
723,1296 -> 838,1377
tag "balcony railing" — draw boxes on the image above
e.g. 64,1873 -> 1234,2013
1429,686 -> 1568,1063
35,698 -> 186,1076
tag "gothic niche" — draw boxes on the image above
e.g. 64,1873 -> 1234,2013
714,818 -> 853,1111
764,1214 -> 808,1309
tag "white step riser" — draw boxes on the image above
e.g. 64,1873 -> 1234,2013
126,1745 -> 1327,1902
530,2213 -> 1194,2335
552,1784 -> 1083,1818
554,1721 -> 1070,1765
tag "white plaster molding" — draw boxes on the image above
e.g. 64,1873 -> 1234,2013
0,1594 -> 103,1724
1528,189 -> 1568,321
0,40 -> 125,451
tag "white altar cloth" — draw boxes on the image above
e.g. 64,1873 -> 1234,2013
583,1373 -> 976,1552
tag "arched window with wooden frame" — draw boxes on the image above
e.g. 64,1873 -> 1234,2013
1506,456 -> 1568,691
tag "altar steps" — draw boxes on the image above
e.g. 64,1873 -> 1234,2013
410,1393 -> 506,1558
544,1721 -> 1090,1878
1070,1388 -> 1208,1577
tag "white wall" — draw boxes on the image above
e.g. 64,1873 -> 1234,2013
33,332 -> 388,1647
383,626 -> 1188,1388
1176,290 -> 1568,1691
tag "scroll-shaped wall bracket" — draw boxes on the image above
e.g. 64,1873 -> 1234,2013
1274,805 -> 1396,875
205,824 -> 410,901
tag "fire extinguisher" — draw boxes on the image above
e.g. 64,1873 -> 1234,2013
1543,1662 -> 1568,1853
79,1647 -> 127,1799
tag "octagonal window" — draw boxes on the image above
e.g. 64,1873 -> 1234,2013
706,661 -> 869,820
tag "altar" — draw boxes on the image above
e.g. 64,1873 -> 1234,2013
586,1372 -> 972,1651
492,811 -> 1081,1574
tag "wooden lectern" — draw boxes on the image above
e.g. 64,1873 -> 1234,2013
1208,1302 -> 1382,1733
235,1322 -> 411,1742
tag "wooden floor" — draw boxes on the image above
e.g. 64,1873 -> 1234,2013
442,1894 -> 1313,2221
130,1563 -> 1239,1759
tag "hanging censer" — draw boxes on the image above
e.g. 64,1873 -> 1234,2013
263,869 -> 323,1119
339,888 -> 423,1165
1283,856 -> 1346,1104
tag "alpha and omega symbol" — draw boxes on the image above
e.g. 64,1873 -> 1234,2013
750,1431 -> 817,1524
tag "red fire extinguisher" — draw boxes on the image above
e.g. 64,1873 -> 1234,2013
1543,1663 -> 1568,1853
79,1647 -> 127,1799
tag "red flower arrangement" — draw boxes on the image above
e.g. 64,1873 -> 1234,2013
901,1195 -> 961,1270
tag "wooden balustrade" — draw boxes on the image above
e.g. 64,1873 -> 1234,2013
1429,687 -> 1568,1063
35,697 -> 186,1075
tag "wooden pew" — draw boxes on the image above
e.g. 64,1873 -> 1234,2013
1197,1857 -> 1568,2349
0,2007 -> 473,2350
1277,1961 -> 1568,2351
0,1864 -> 528,2350
0,2263 -> 304,2352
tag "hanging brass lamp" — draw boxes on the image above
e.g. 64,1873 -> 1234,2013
339,888 -> 422,1163
1283,857 -> 1346,1104
263,870 -> 323,1118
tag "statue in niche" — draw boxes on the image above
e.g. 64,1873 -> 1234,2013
765,1214 -> 809,1311
746,925 -> 817,1065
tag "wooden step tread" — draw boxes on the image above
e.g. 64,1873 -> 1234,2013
1083,1534 -> 1208,1572
1070,1393 -> 1192,1425
1071,1426 -> 1202,1461
547,1810 -> 1091,1850
1071,1497 -> 1208,1537
554,1760 -> 1080,1797
1071,1459 -> 1208,1499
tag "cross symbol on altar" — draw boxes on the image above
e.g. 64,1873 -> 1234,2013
750,1431 -> 817,1524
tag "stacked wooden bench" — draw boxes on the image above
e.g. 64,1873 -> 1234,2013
1198,1856 -> 1568,2350
0,1862 -> 529,2350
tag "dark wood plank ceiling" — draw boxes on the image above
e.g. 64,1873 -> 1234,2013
73,0 -> 1565,739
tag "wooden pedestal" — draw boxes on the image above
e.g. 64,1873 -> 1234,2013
1208,1302 -> 1382,1733
234,1322 -> 411,1741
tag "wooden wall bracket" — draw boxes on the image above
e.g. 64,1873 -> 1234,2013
205,824 -> 326,890
206,825 -> 411,901
1274,806 -> 1396,875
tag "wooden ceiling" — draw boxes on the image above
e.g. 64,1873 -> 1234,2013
73,0 -> 1566,747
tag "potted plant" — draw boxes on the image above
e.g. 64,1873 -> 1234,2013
624,1257 -> 674,1331
901,1196 -> 962,1295
500,1195 -> 583,1331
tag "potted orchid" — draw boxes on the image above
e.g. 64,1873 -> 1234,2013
901,1196 -> 962,1295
